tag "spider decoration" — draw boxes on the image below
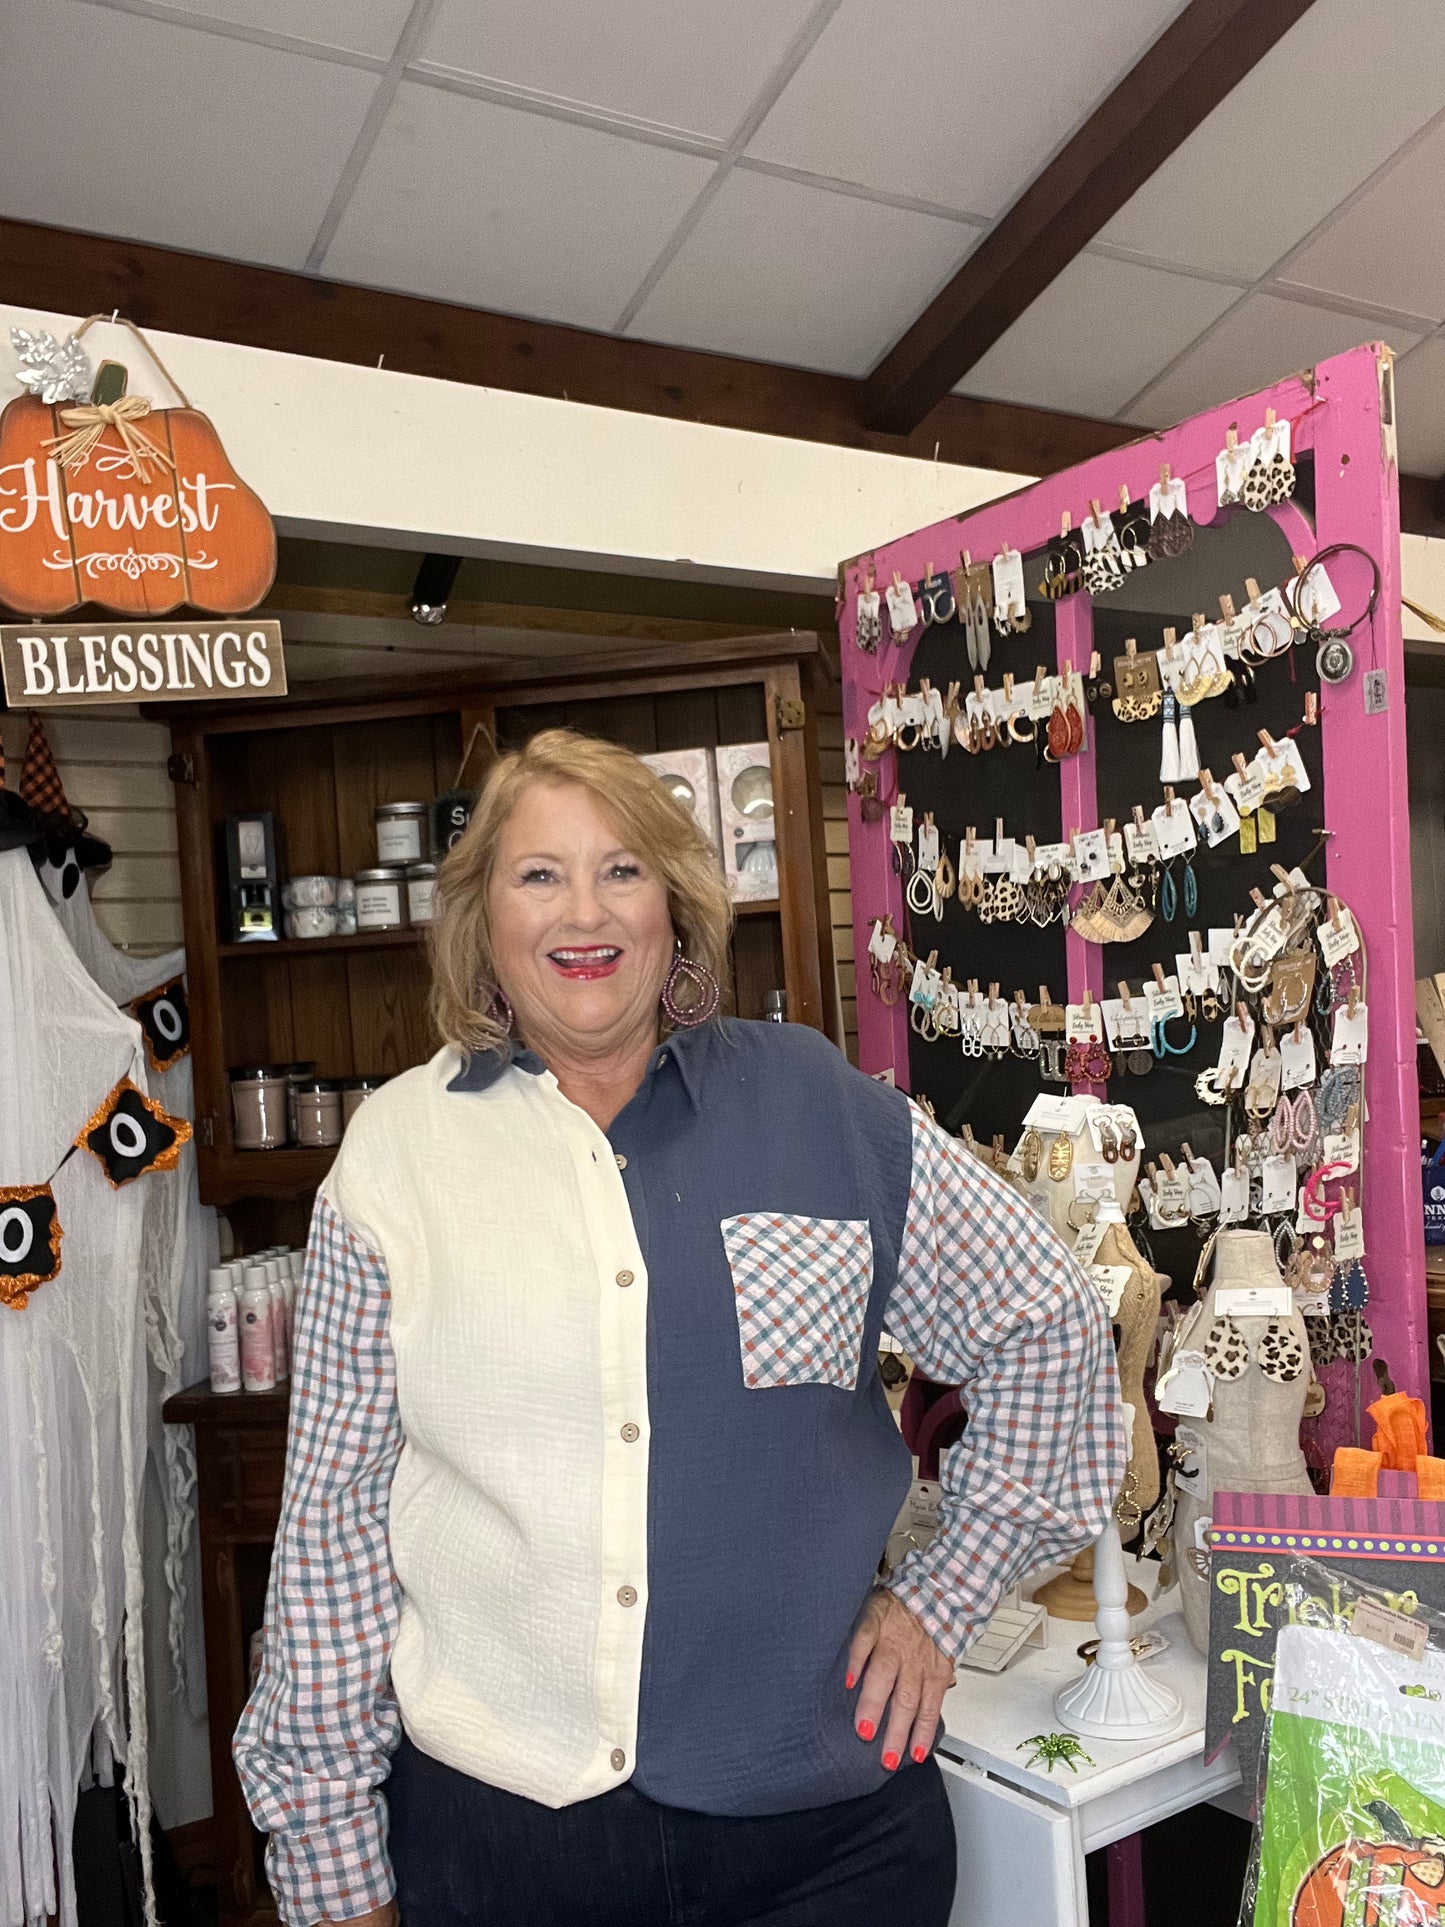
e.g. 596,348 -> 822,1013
1018,1733 -> 1095,1774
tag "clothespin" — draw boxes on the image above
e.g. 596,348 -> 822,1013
1014,988 -> 1028,1012
1160,1152 -> 1179,1180
1133,803 -> 1148,831
925,949 -> 939,973
965,825 -> 976,853
1262,1023 -> 1276,1051
1061,655 -> 1074,680
864,562 -> 876,591
1160,462 -> 1171,486
988,980 -> 1000,1002
1181,1141 -> 1196,1164
1118,482 -> 1131,514
1035,662 -> 1050,692
965,975 -> 978,998
1200,767 -> 1217,799
1245,576 -> 1262,605
995,817 -> 1006,849
1347,985 -> 1360,1020
963,1124 -> 978,1152
1236,1000 -> 1251,1028
1270,863 -> 1294,896
1090,498 -> 1104,526
1026,834 -> 1037,863
1265,406 -> 1276,431
1192,612 -> 1205,636
1163,785 -> 1176,808
1293,1019 -> 1306,1044
1090,650 -> 1102,677
1225,425 -> 1238,451
961,549 -> 971,569
1061,510 -> 1072,537
925,558 -> 934,582
1081,986 -> 1095,1023
892,569 -> 906,591
939,964 -> 954,987
1259,728 -> 1279,754
1190,930 -> 1204,962
973,673 -> 986,698
1232,751 -> 1250,778
1328,894 -> 1344,930
1146,1159 -> 1160,1184
1039,984 -> 1052,1010
1124,637 -> 1138,661
1163,625 -> 1178,654
1250,888 -> 1268,910
1119,980 -> 1134,1011
1219,592 -> 1237,620
1303,691 -> 1319,726
1003,671 -> 1015,701
1153,963 -> 1168,993
1292,552 -> 1307,576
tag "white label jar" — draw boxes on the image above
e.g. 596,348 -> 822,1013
406,862 -> 438,924
353,867 -> 408,932
375,801 -> 428,865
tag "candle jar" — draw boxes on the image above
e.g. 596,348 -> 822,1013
282,1061 -> 316,1141
230,1065 -> 289,1150
293,1079 -> 344,1148
342,1075 -> 389,1126
354,867 -> 408,932
406,862 -> 438,924
375,801 -> 429,865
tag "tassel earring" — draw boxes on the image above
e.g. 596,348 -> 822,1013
1159,691 -> 1181,784
1177,706 -> 1200,781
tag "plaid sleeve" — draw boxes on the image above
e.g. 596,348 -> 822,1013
232,1194 -> 403,1927
883,1105 -> 1126,1659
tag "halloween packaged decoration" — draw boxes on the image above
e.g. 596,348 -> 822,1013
78,1077 -> 191,1188
1244,1559 -> 1445,1927
127,974 -> 190,1074
0,1181 -> 63,1308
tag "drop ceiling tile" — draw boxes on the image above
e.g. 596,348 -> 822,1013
323,82 -> 716,329
1128,293 -> 1423,429
0,0 -> 377,265
419,0 -> 821,139
1100,0 -> 1445,279
955,254 -> 1241,418
747,0 -> 1188,216
1282,116 -> 1445,326
1394,337 -> 1445,473
626,168 -> 977,377
155,0 -> 412,58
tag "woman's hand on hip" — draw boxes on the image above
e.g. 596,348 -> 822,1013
846,1587 -> 955,1771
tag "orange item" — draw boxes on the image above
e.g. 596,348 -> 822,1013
1418,1455 -> 1445,1501
1367,1392 -> 1428,1473
1330,1446 -> 1382,1497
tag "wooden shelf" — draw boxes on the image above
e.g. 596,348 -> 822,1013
734,896 -> 780,916
200,1145 -> 337,1204
218,928 -> 422,959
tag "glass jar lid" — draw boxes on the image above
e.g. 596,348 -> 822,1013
405,861 -> 438,878
375,801 -> 428,819
229,1063 -> 290,1081
293,1078 -> 344,1095
354,866 -> 408,884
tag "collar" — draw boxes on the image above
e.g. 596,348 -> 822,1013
446,1023 -> 711,1109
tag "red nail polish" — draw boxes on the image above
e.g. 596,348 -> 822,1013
845,1672 -> 856,1690
857,1719 -> 876,1741
912,1746 -> 928,1764
882,1751 -> 900,1771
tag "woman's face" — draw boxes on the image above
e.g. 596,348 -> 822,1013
487,779 -> 675,1059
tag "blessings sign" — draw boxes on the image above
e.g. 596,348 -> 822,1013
1205,1490 -> 1445,1789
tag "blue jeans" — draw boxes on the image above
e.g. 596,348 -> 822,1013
386,1734 -> 957,1927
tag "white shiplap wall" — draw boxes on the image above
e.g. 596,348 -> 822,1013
0,707 -> 181,953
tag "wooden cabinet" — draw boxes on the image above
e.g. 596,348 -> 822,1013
154,632 -> 837,1218
155,631 -> 836,1921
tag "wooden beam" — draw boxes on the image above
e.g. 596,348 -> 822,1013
0,215 -> 1132,481
262,581 -> 773,644
860,0 -> 1319,432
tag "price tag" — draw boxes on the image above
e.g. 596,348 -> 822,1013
1187,1158 -> 1222,1212
885,579 -> 918,633
909,959 -> 939,1008
1173,1424 -> 1208,1498
867,920 -> 897,963
1279,1027 -> 1317,1091
1215,1281 -> 1295,1318
1332,1002 -> 1370,1064
1089,1265 -> 1132,1316
1247,904 -> 1290,964
1027,676 -> 1056,722
916,820 -> 940,868
1071,828 -> 1110,882
1318,912 -> 1360,967
1101,998 -> 1148,1049
992,547 -> 1027,618
1249,1046 -> 1284,1110
1323,1130 -> 1360,1173
1125,819 -> 1160,865
1259,1154 -> 1297,1214
1156,1173 -> 1191,1218
1351,1596 -> 1428,1662
1066,1003 -> 1105,1042
1285,562 -> 1342,626
1146,975 -> 1186,1022
1190,784 -> 1241,847
1074,1161 -> 1117,1202
1335,1208 -> 1366,1261
1071,1218 -> 1108,1266
1010,843 -> 1035,882
889,803 -> 913,843
1219,1168 -> 1250,1225
1157,1350 -> 1213,1418
1032,841 -> 1070,873
898,691 -> 927,727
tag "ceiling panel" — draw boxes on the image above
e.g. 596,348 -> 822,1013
1099,0 -> 1445,279
323,82 -> 716,328
956,253 -> 1241,419
1281,115 -> 1445,326
419,0 -> 821,139
148,0 -> 412,57
1127,293 -> 1423,429
1393,337 -> 1445,474
627,169 -> 976,377
747,0 -> 1188,216
0,0 -> 378,265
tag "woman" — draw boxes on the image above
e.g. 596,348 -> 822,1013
235,729 -> 1124,1927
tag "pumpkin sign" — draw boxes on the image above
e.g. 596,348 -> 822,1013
0,386 -> 276,618
1291,1834 -> 1445,1926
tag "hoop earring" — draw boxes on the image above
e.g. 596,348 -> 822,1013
661,946 -> 721,1028
488,986 -> 514,1033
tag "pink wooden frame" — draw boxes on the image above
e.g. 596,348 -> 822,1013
841,344 -> 1424,1405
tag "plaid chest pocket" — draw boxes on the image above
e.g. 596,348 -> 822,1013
720,1213 -> 874,1391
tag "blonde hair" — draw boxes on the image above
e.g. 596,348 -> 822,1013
430,728 -> 734,1055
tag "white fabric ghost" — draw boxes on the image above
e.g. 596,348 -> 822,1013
0,848 -> 155,1927
51,878 -> 217,1831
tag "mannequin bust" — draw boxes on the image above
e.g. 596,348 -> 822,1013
1168,1228 -> 1312,1652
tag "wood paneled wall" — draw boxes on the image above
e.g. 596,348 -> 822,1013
0,706 -> 181,953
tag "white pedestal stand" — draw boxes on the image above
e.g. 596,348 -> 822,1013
1054,1521 -> 1184,1742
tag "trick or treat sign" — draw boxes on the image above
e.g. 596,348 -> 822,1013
0,323 -> 278,632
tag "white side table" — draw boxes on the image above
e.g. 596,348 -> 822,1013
937,1563 -> 1241,1927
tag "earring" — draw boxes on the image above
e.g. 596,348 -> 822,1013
1047,1132 -> 1074,1181
488,986 -> 515,1032
661,946 -> 721,1027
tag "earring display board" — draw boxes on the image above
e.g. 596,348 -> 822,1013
840,344 -> 1424,1424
